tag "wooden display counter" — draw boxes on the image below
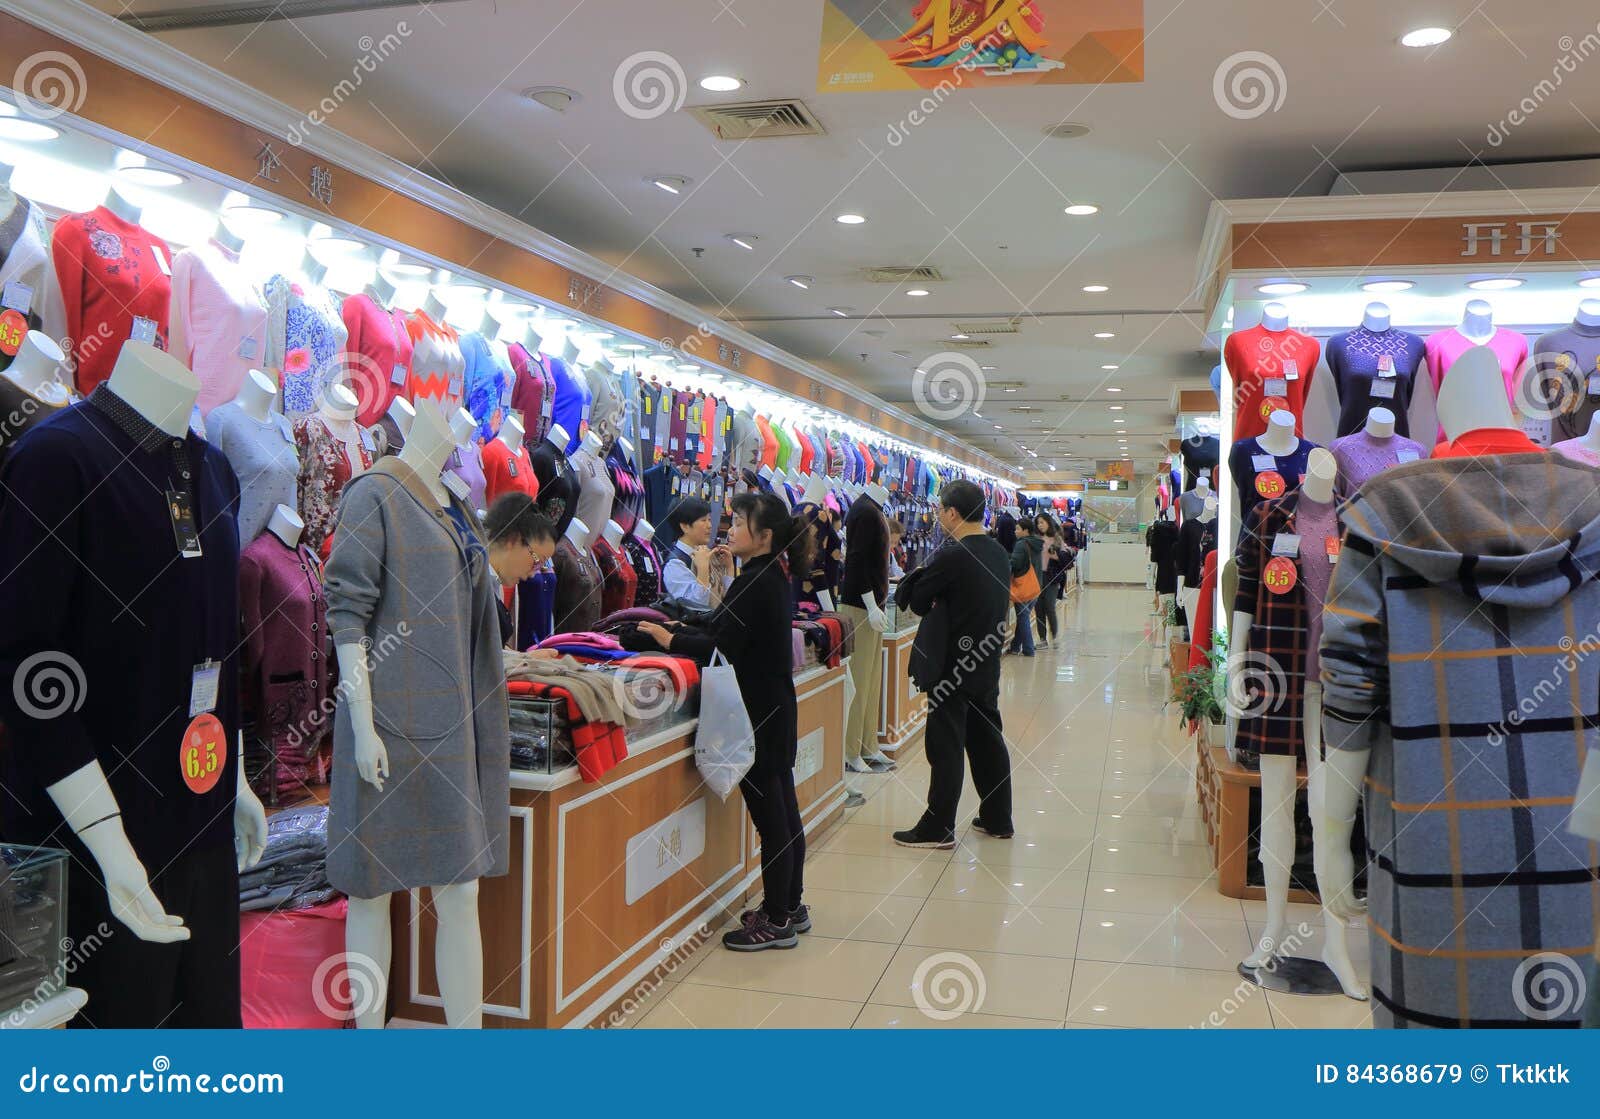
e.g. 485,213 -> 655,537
389,663 -> 847,1029
878,623 -> 928,756
1195,727 -> 1318,904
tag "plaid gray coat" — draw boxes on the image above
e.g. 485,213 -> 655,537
1321,452 -> 1600,1028
324,457 -> 510,899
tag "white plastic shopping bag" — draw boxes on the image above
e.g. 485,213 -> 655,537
694,651 -> 756,800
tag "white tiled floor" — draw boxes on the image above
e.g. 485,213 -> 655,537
617,586 -> 1374,1029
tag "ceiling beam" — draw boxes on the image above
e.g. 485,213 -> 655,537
119,0 -> 474,34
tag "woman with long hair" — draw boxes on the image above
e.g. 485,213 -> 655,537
1033,511 -> 1065,650
638,492 -> 816,950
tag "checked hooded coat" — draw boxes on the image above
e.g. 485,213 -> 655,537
1320,451 -> 1600,1028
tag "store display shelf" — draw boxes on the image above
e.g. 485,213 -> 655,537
1202,743 -> 1318,904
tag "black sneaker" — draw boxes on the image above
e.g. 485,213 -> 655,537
971,818 -> 1015,839
893,826 -> 957,850
722,912 -> 798,951
739,903 -> 811,933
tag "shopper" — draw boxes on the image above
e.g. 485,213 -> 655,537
660,496 -> 730,610
638,492 -> 814,950
482,493 -> 559,648
892,480 -> 1014,849
1007,518 -> 1043,657
1034,512 -> 1065,650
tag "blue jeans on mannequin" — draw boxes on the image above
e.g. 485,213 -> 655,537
1008,600 -> 1035,655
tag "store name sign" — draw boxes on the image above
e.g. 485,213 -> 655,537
1461,220 -> 1561,257
567,274 -> 605,313
624,799 -> 706,905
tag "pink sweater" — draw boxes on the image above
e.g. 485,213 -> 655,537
168,240 -> 269,416
1424,327 -> 1529,436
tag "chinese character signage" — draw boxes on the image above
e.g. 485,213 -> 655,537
1461,220 -> 1561,257
818,0 -> 1144,93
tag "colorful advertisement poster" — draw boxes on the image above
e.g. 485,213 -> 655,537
819,0 -> 1144,93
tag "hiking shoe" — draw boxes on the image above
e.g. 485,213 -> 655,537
723,913 -> 798,951
893,826 -> 957,850
971,818 -> 1015,839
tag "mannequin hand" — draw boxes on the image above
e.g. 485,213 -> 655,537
234,765 -> 268,871
864,599 -> 887,633
94,826 -> 190,944
638,621 -> 673,649
354,724 -> 390,792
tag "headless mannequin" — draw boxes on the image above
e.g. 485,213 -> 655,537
473,305 -> 497,340
499,413 -> 524,454
803,474 -> 829,505
235,368 -> 276,422
561,338 -> 580,368
298,249 -> 328,289
602,519 -> 624,551
565,517 -> 590,551
318,383 -> 367,478
866,481 -> 889,506
1365,405 -> 1396,440
1178,496 -> 1217,624
386,396 -> 414,438
338,401 -> 484,1028
422,290 -> 448,325
637,519 -> 656,544
570,429 -> 606,549
1457,298 -> 1496,344
212,221 -> 246,256
1231,447 -> 1366,996
266,503 -> 304,549
523,325 -> 544,354
1436,344 -> 1516,436
4,332 -> 70,403
1256,408 -> 1298,457
103,185 -> 143,225
1362,301 -> 1390,333
545,423 -> 570,457
366,271 -> 396,308
857,482 -> 891,632
1575,298 -> 1600,329
1260,301 -> 1289,333
1194,474 -> 1212,500
450,406 -> 476,446
45,344 -> 267,945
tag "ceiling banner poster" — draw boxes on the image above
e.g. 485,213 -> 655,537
818,0 -> 1144,92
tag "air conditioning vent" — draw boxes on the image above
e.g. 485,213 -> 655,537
863,266 -> 945,284
945,338 -> 991,349
689,99 -> 826,140
951,319 -> 1021,336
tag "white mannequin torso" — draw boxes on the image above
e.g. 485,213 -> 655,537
398,401 -> 453,503
1362,302 -> 1391,333
564,517 -> 589,549
601,520 -> 624,550
545,423 -> 570,453
1256,409 -> 1299,456
4,332 -> 68,401
561,339 -> 580,367
1437,346 -> 1515,438
450,407 -> 476,445
103,186 -> 143,225
1260,301 -> 1290,332
266,504 -> 304,549
366,272 -> 396,308
637,519 -> 656,543
386,395 -> 415,436
498,414 -> 524,454
319,384 -> 366,475
106,342 -> 197,437
1576,299 -> 1600,329
1365,406 -> 1396,439
422,291 -> 448,324
235,369 -> 276,422
1458,299 -> 1496,344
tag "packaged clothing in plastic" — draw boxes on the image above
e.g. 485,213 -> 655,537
239,899 -> 349,1029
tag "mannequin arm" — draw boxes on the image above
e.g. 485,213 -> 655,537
336,641 -> 389,791
234,736 -> 267,871
45,763 -> 190,943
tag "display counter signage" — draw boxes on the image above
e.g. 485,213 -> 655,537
793,728 -> 824,786
1233,212 -> 1600,271
624,799 -> 707,905
817,0 -> 1143,93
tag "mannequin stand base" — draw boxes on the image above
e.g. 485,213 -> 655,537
1236,955 -> 1347,996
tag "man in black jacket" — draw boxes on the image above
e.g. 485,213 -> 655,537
892,480 -> 1014,849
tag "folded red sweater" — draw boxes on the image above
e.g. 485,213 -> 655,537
507,679 -> 628,781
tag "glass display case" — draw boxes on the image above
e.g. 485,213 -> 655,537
0,845 -> 68,1019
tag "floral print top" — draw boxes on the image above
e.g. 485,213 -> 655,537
294,414 -> 373,554
266,275 -> 350,418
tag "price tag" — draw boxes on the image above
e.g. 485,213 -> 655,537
670,474 -> 681,495
443,471 -> 470,501
1396,448 -> 1420,464
1588,370 -> 1600,397
1251,453 -> 1277,471
359,427 -> 376,456
274,414 -> 296,446
508,459 -> 518,478
0,309 -> 27,357
167,486 -> 203,558
447,372 -> 463,398
1271,532 -> 1301,558
1370,377 -> 1397,399
391,363 -> 408,386
1,280 -> 33,314
151,244 -> 171,276
1255,470 -> 1287,500
1264,377 -> 1288,398
179,712 -> 226,795
643,395 -> 653,416
1521,415 -> 1552,446
1376,353 -> 1396,377
1259,399 -> 1286,420
640,551 -> 655,574
238,335 -> 258,361
189,660 -> 220,717
131,316 -> 158,344
1326,535 -> 1342,564
1263,555 -> 1298,595
1282,358 -> 1300,381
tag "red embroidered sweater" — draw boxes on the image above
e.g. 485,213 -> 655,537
52,207 -> 173,394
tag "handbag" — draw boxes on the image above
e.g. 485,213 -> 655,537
693,651 -> 756,800
1010,565 -> 1040,604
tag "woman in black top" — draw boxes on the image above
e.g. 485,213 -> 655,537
638,492 -> 815,951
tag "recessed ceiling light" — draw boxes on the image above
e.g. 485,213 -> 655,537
827,306 -> 851,316
950,333 -> 969,340
1109,404 -> 1124,411
1113,418 -> 1126,424
675,363 -> 698,372
979,364 -> 997,371
1101,364 -> 1119,371
224,203 -> 285,226
726,233 -> 759,250
1082,284 -> 1109,293
648,175 -> 690,194
1064,204 -> 1099,216
116,165 -> 186,187
1257,281 -> 1309,295
698,75 -> 744,92
521,85 -> 581,112
835,213 -> 867,225
785,275 -> 813,289
1106,386 -> 1123,392
616,343 -> 649,352
0,119 -> 59,141
905,288 -> 930,297
1400,26 -> 1452,48
1004,386 -> 1019,393
1093,331 -> 1116,339
1468,277 -> 1524,290
1362,279 -> 1415,293
313,235 -> 366,255
993,424 -> 1002,429
1581,277 -> 1600,289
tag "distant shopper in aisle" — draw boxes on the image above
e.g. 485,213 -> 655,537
660,496 -> 729,610
638,492 -> 814,950
1007,518 -> 1044,657
1034,513 -> 1065,650
892,481 -> 1014,848
483,493 -> 559,648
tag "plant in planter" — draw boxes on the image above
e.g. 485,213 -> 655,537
1176,633 -> 1229,737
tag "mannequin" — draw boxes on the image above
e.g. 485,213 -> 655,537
602,518 -> 624,550
1364,405 -> 1395,440
1578,297 -> 1600,329
265,502 -> 303,548
1538,298 -> 1600,445
545,422 -> 570,456
637,519 -> 655,543
320,382 -> 369,478
365,270 -> 396,308
103,185 -> 143,225
1426,302 -> 1528,442
842,475 -> 893,772
1224,302 -> 1320,443
1552,412 -> 1600,467
293,381 -> 373,552
373,395 -> 414,458
0,341 -> 266,1027
562,337 -> 580,367
3,331 -> 70,402
329,399 -> 506,1029
1436,345 -> 1516,437
1227,447 -> 1365,996
1257,409 -> 1298,457
1179,470 -> 1212,522
422,289 -> 449,327
206,369 -> 297,544
235,368 -> 274,422
1176,495 -> 1216,624
499,412 -> 525,454
298,248 -> 328,289
1457,298 -> 1495,344
570,428 -> 614,551
443,406 -> 486,510
1260,301 -> 1289,332
211,220 -> 246,256
1362,302 -> 1390,333
1329,406 -> 1426,499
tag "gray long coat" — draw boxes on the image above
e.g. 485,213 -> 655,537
323,457 -> 510,898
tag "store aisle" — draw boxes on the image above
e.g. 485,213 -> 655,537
619,587 -> 1374,1029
